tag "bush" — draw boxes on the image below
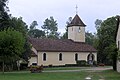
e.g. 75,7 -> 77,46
20,63 -> 28,70
93,61 -> 97,66
65,64 -> 77,67
76,60 -> 87,66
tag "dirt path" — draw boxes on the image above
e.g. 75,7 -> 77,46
43,66 -> 112,73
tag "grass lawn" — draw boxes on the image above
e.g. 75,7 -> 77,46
0,69 -> 120,80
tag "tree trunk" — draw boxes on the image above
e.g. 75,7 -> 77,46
2,60 -> 4,74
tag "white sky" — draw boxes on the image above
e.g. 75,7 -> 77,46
8,0 -> 120,34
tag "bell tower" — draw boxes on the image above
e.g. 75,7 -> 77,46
67,14 -> 86,42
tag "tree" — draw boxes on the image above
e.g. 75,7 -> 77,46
8,17 -> 31,62
9,17 -> 28,35
41,16 -> 59,39
0,29 -> 25,73
61,17 -> 72,39
29,21 -> 38,30
28,29 -> 45,38
0,0 -> 10,30
96,16 -> 118,70
95,19 -> 102,30
28,21 -> 45,38
85,31 -> 95,46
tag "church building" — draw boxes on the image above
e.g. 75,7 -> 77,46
116,17 -> 120,72
28,14 -> 97,66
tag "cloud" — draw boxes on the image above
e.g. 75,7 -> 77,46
8,0 -> 120,33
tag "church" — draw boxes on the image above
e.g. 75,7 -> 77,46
28,14 -> 97,66
116,16 -> 120,72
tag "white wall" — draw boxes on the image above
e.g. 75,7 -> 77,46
37,52 -> 97,66
28,56 -> 37,67
117,21 -> 120,72
68,26 -> 85,42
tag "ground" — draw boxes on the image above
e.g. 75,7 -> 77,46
0,66 -> 120,80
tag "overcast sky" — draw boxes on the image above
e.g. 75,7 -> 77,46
8,0 -> 120,34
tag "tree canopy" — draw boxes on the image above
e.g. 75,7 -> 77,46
95,16 -> 118,70
41,16 -> 59,39
0,29 -> 25,73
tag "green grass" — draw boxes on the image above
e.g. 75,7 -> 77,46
0,69 -> 120,80
43,67 -> 88,70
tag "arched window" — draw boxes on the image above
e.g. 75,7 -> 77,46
75,53 -> 78,61
43,53 -> 46,61
59,53 -> 62,61
87,53 -> 95,65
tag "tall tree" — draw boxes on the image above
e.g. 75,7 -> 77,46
8,17 -> 31,61
41,16 -> 59,39
61,17 -> 72,39
29,21 -> 38,30
0,29 -> 25,73
28,21 -> 45,38
95,19 -> 102,30
28,29 -> 45,38
85,31 -> 95,46
96,16 -> 118,70
9,17 -> 28,35
0,0 -> 10,30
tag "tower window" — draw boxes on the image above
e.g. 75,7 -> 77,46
59,53 -> 62,61
43,53 -> 46,61
78,27 -> 81,32
75,53 -> 78,61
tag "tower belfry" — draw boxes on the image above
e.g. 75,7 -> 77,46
67,6 -> 86,42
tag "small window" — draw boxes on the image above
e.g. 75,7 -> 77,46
59,53 -> 62,61
78,27 -> 81,32
118,41 -> 120,49
43,53 -> 46,61
75,53 -> 78,61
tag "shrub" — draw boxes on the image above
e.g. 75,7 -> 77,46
76,60 -> 87,66
65,64 -> 77,67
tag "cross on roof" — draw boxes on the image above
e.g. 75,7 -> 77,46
75,5 -> 78,14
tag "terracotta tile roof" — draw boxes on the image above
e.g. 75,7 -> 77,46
29,38 -> 97,52
68,14 -> 86,27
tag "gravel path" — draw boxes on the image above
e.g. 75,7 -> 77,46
43,67 -> 112,73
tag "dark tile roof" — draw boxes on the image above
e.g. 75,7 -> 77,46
29,38 -> 97,52
68,14 -> 86,27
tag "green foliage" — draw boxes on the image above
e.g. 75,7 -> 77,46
8,17 -> 31,61
76,60 -> 88,66
0,28 -> 25,73
0,28 -> 25,61
95,19 -> 102,30
85,31 -> 95,46
28,29 -> 45,38
61,17 -> 72,39
96,16 -> 118,70
0,0 -> 10,30
41,16 -> 59,39
29,21 -> 38,30
9,17 -> 28,35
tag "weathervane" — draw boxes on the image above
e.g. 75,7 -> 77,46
75,5 -> 78,14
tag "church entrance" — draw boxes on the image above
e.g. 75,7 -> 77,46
87,53 -> 95,65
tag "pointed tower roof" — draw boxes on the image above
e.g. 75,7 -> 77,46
68,14 -> 86,27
